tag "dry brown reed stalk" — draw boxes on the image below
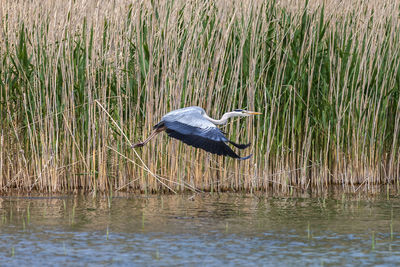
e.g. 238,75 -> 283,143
0,0 -> 399,193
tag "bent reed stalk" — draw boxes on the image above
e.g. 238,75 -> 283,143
0,0 -> 399,193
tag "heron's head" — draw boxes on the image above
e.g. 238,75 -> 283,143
233,109 -> 262,117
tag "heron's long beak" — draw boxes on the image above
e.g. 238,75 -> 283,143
245,111 -> 262,115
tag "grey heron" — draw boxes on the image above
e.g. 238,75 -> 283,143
132,106 -> 261,160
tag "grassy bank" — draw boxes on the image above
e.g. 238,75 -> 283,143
1,0 -> 399,193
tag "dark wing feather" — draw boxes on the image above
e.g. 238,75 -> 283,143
163,121 -> 250,160
165,124 -> 233,157
228,141 -> 251,149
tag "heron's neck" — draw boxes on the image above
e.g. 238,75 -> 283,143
204,112 -> 241,125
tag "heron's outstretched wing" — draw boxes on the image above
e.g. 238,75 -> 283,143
160,108 -> 251,160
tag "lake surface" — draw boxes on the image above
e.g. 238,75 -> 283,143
0,191 -> 399,266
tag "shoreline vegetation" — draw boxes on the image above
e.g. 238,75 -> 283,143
1,0 -> 399,193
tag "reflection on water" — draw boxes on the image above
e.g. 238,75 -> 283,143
0,192 -> 399,266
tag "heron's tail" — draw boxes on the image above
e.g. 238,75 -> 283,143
153,121 -> 165,130
228,141 -> 251,149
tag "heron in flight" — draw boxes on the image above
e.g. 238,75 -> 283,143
132,106 -> 261,160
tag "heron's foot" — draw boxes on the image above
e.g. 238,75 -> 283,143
132,143 -> 144,148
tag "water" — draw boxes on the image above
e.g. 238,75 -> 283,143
0,192 -> 399,266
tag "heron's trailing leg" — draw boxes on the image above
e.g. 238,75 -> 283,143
132,126 -> 165,148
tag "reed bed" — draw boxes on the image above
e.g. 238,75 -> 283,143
0,0 -> 399,193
